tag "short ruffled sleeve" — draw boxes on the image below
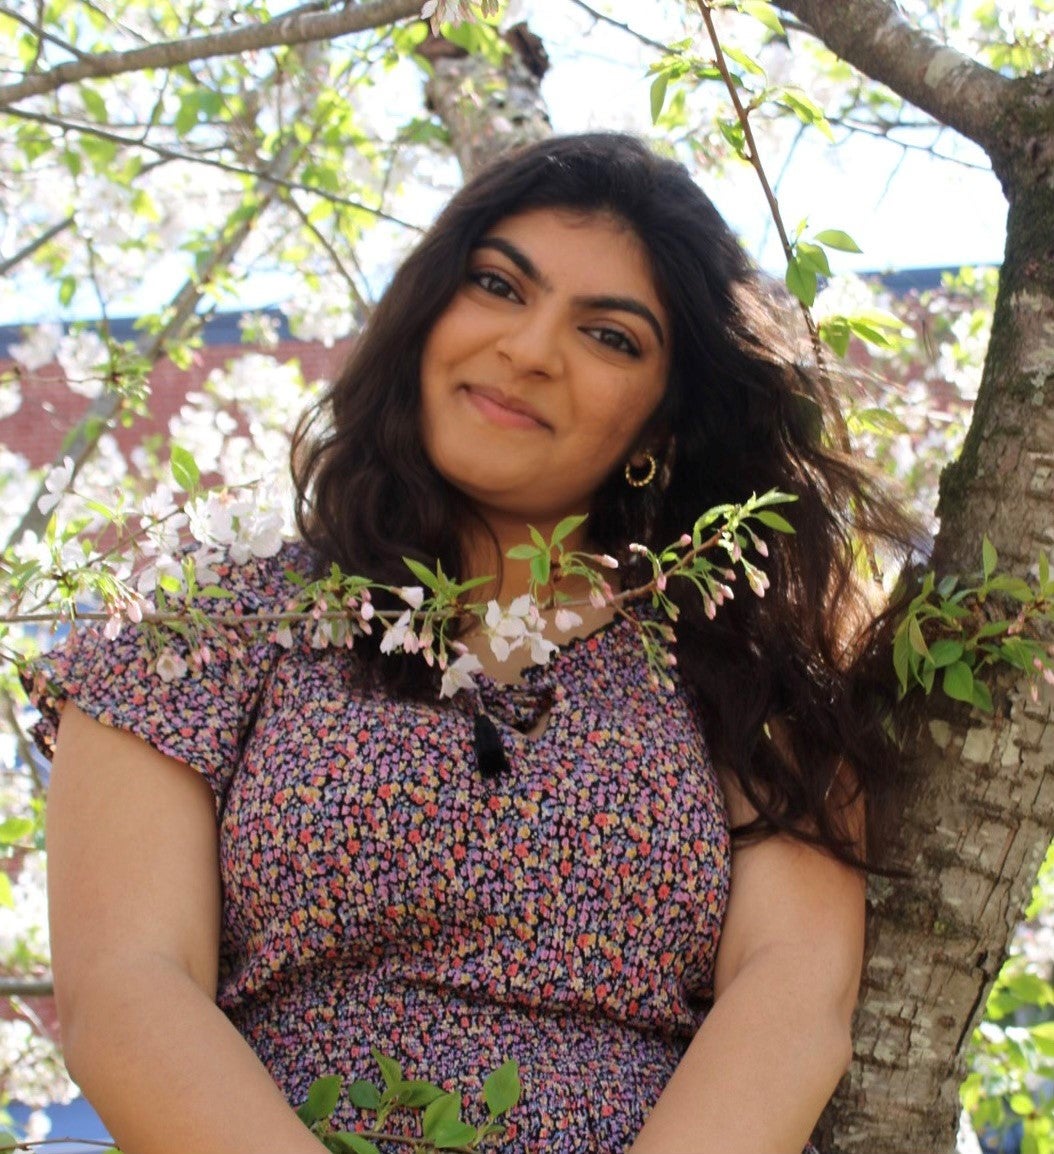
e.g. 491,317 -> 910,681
22,543 -> 314,810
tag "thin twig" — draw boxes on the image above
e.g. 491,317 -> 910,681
566,0 -> 674,54
286,197 -> 372,321
693,1 -> 822,355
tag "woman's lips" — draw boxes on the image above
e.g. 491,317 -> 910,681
462,385 -> 550,430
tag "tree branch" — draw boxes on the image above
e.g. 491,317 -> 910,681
0,0 -> 424,110
0,213 -> 74,277
774,0 -> 1012,151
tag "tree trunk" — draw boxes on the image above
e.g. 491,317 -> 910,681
423,23 -> 552,180
797,27 -> 1054,1154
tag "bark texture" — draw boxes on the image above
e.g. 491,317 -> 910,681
779,6 -> 1054,1152
423,24 -> 552,180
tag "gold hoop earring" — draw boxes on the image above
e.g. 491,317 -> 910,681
624,452 -> 657,489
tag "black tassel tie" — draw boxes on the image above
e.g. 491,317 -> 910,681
473,709 -> 510,780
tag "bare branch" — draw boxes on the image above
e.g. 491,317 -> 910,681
566,0 -> 673,54
774,0 -> 1013,150
0,0 -> 424,110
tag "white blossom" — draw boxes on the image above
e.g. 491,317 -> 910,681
57,329 -> 109,398
380,609 -> 415,654
10,323 -> 61,371
0,378 -> 21,419
36,456 -> 75,515
397,586 -> 425,610
440,651 -> 484,698
554,608 -> 584,632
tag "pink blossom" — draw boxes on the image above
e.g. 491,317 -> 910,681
678,534 -> 692,547
103,614 -> 122,640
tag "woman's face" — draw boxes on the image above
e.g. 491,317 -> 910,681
420,208 -> 670,535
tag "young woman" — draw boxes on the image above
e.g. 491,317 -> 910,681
32,133 -> 915,1153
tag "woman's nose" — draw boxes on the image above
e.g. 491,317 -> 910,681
494,305 -> 564,378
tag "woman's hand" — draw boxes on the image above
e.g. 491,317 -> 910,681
47,704 -> 325,1154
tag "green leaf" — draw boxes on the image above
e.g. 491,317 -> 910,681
348,1080 -> 381,1110
305,1075 -> 342,1122
970,680 -> 994,714
785,256 -> 816,307
483,1058 -> 521,1117
908,617 -> 929,658
396,1080 -> 444,1107
723,44 -> 765,76
740,1 -> 785,35
0,873 -> 13,909
371,1048 -> 402,1090
402,557 -> 440,592
327,1135 -> 380,1154
819,318 -> 850,357
982,535 -> 997,581
432,1119 -> 480,1149
423,1093 -> 462,1141
59,274 -> 77,306
893,628 -> 911,694
650,73 -> 669,124
0,1132 -> 18,1152
942,660 -> 975,703
814,228 -> 862,253
795,241 -> 831,277
81,85 -> 108,123
505,544 -> 539,561
530,551 -> 551,586
1040,549 -> 1051,591
754,510 -> 795,534
0,816 -> 34,844
1010,1090 -> 1036,1116
552,514 -> 587,545
985,575 -> 1034,602
848,407 -> 908,436
170,445 -> 200,492
528,524 -> 548,550
927,640 -> 964,668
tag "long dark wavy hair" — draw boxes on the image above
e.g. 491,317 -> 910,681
292,132 -> 922,871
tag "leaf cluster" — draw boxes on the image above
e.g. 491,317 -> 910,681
295,1048 -> 521,1153
893,538 -> 1054,713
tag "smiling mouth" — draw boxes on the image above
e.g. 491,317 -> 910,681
461,385 -> 551,430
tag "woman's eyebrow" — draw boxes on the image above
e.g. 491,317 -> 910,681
575,294 -> 665,348
473,236 -> 666,348
474,237 -> 551,289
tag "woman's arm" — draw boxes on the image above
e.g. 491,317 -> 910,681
627,775 -> 865,1154
47,704 -> 325,1154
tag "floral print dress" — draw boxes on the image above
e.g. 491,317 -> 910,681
28,543 -> 737,1152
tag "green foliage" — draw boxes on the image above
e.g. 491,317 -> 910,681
291,1051 -> 522,1153
892,538 -> 1054,712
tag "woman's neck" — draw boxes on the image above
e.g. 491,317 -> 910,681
461,510 -> 592,603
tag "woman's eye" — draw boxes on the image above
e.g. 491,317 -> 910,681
469,270 -> 519,301
584,326 -> 640,357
